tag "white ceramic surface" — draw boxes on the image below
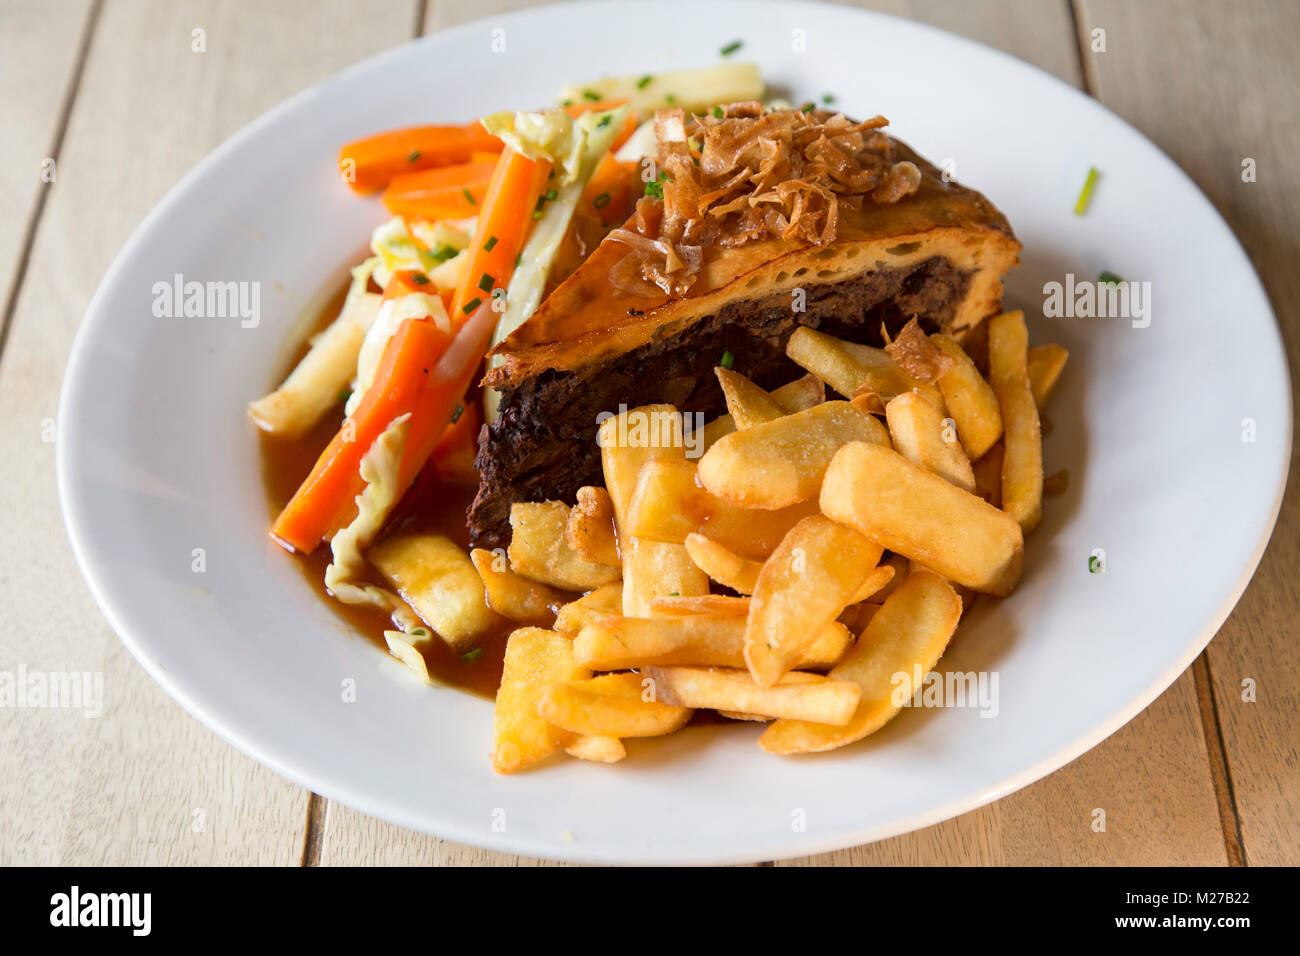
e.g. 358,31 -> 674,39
58,0 -> 1291,863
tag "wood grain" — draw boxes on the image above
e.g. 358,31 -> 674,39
0,0 -> 415,865
1077,0 -> 1300,867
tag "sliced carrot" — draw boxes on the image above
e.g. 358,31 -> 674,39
582,153 -> 640,227
269,304 -> 496,553
563,99 -> 639,152
339,122 -> 503,194
382,269 -> 435,299
430,400 -> 481,485
381,159 -> 497,220
450,148 -> 551,320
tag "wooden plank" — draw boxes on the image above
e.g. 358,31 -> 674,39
0,0 -> 414,865
0,0 -> 94,351
1077,0 -> 1300,867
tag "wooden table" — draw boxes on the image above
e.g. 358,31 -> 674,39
1,0 -> 1294,866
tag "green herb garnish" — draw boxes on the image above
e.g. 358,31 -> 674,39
801,101 -> 815,114
664,93 -> 677,104
483,235 -> 498,251
411,272 -> 430,285
720,40 -> 742,56
637,75 -> 653,89
461,648 -> 484,663
1098,270 -> 1123,285
430,244 -> 457,263
713,105 -> 724,119
644,170 -> 670,199
719,349 -> 735,370
597,114 -> 612,128
582,89 -> 601,101
1074,166 -> 1099,215
336,387 -> 351,405
410,628 -> 428,637
451,404 -> 464,424
461,187 -> 477,206
407,149 -> 422,163
822,92 -> 836,104
593,192 -> 611,209
478,272 -> 494,292
1088,555 -> 1102,574
544,188 -> 558,201
462,297 -> 482,314
560,98 -> 573,107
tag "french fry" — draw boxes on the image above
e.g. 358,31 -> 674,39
786,326 -> 914,400
930,332 -> 1004,460
820,442 -> 1023,596
684,533 -> 763,594
648,594 -> 751,616
553,581 -> 623,634
760,570 -> 962,754
492,627 -> 589,773
469,548 -> 562,626
701,373 -> 824,450
987,311 -> 1043,533
745,514 -> 883,686
564,486 -> 622,568
598,405 -> 708,615
867,552 -> 911,605
644,667 -> 861,725
972,442 -> 1004,507
565,735 -> 627,763
1028,343 -> 1069,409
508,501 -> 622,591
885,391 -> 977,493
574,615 -> 852,671
626,459 -> 716,542
849,563 -> 895,604
369,534 -> 497,649
697,401 -> 888,509
716,367 -> 785,427
697,497 -> 820,560
540,672 -> 694,738
719,710 -> 772,722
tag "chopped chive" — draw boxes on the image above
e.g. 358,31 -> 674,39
336,387 -> 351,404
411,272 -> 430,285
544,188 -> 558,201
801,101 -> 815,114
407,149 -> 422,163
430,244 -> 457,263
719,349 -> 735,370
582,89 -> 601,101
822,92 -> 836,104
720,40 -> 742,56
1074,166 -> 1100,215
637,75 -> 653,89
593,192 -> 611,209
483,235 -> 498,251
1088,555 -> 1102,574
664,93 -> 677,104
462,297 -> 482,314
532,210 -> 543,219
560,98 -> 573,107
478,272 -> 494,292
451,404 -> 464,424
669,591 -> 680,597
410,627 -> 428,637
1098,270 -> 1123,285
461,187 -> 477,206
515,253 -> 523,268
713,105 -> 724,119
597,114 -> 612,128
461,648 -> 484,663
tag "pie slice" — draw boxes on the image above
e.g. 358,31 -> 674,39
469,107 -> 1020,546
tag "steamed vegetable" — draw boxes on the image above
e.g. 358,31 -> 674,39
346,286 -> 450,417
556,63 -> 764,122
381,158 -> 497,220
270,303 -> 496,554
338,122 -> 503,194
322,413 -> 421,631
247,259 -> 381,437
449,147 -> 553,320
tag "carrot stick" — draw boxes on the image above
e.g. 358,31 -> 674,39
339,122 -> 503,194
449,148 -> 551,320
381,159 -> 497,220
269,304 -> 495,553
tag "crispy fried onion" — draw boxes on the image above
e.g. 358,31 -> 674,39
608,103 -> 922,296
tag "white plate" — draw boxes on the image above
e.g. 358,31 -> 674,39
58,0 -> 1290,864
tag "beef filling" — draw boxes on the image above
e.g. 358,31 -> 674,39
469,255 -> 969,547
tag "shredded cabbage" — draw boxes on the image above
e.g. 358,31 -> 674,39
323,413 -> 421,633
